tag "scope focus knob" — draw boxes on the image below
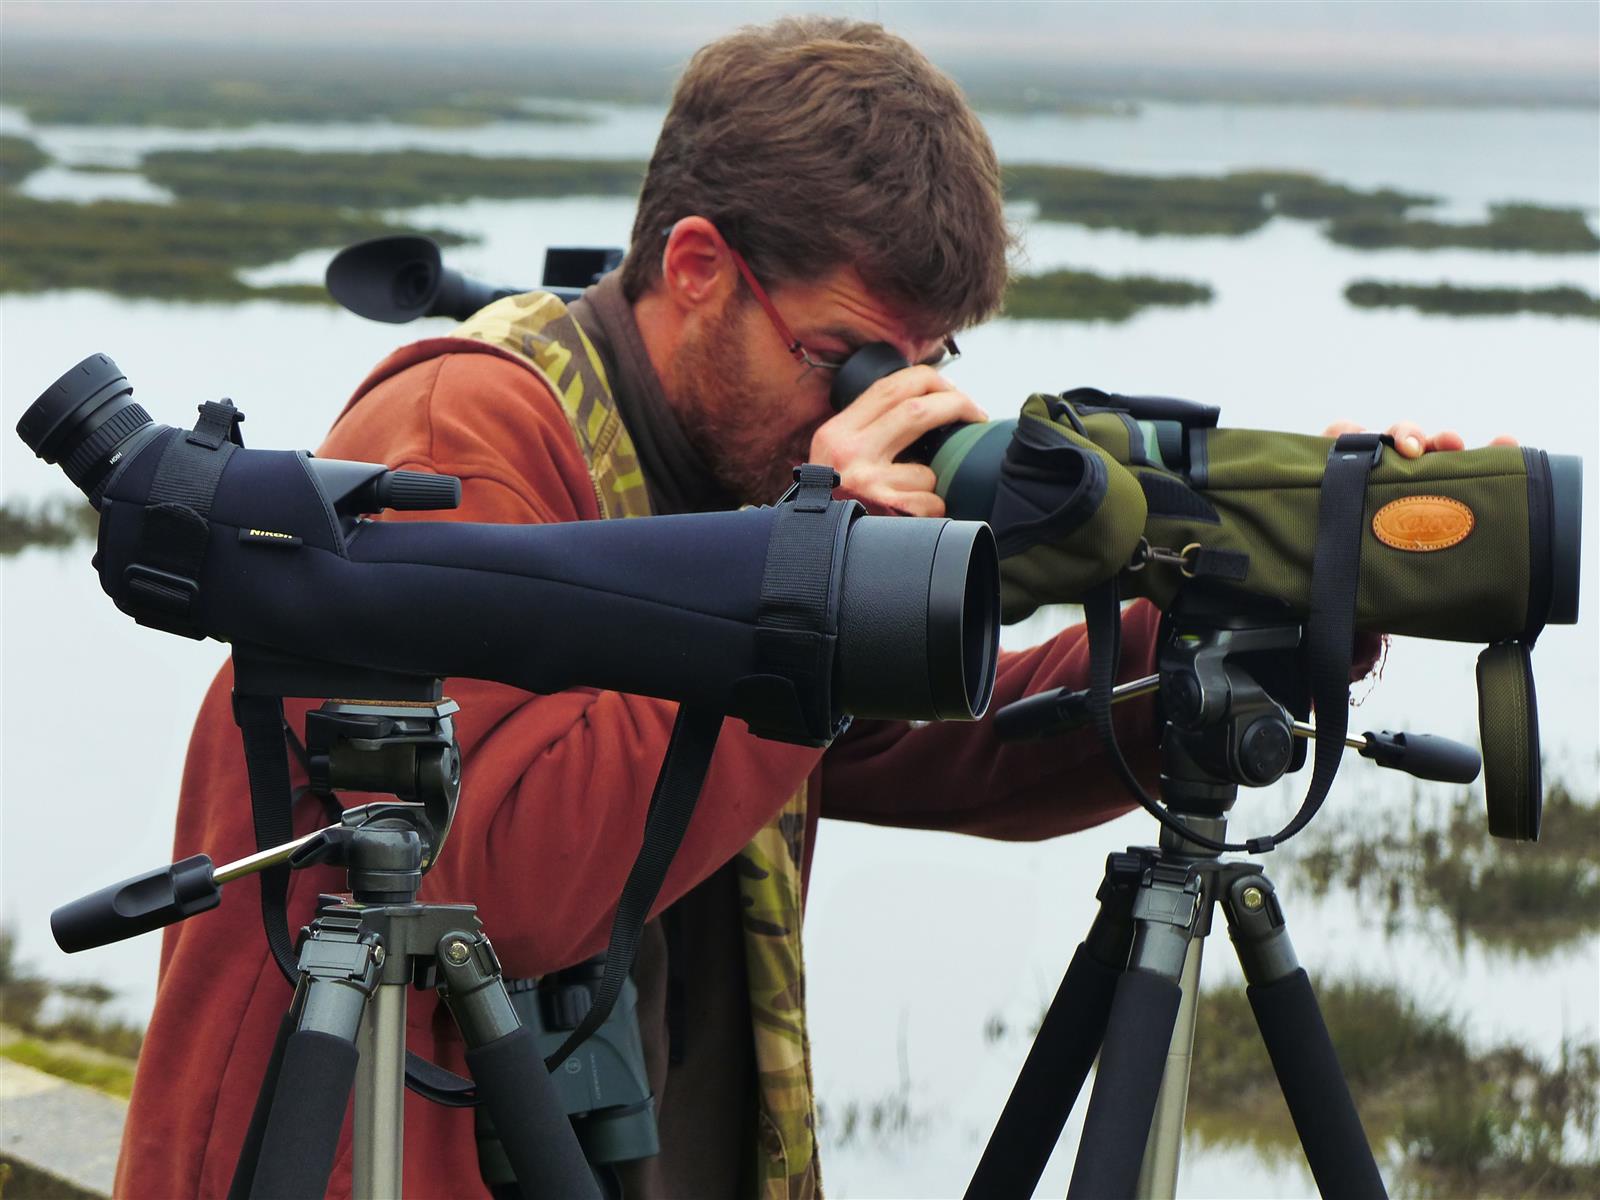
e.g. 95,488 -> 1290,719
376,470 -> 462,511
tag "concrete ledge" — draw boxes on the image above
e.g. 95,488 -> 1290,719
0,1058 -> 124,1199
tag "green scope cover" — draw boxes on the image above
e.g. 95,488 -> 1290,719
933,387 -> 1580,841
947,389 -> 1563,643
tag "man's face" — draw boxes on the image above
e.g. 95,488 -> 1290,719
669,263 -> 949,505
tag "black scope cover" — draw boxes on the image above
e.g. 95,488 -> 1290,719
83,415 -> 998,745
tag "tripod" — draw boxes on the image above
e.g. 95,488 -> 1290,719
52,687 -> 602,1200
968,605 -> 1481,1199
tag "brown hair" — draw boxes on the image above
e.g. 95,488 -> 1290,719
621,17 -> 1013,332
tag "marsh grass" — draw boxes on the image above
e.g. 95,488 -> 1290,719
0,134 -> 49,187
1004,269 -> 1213,321
1290,780 -> 1600,956
0,929 -> 143,1097
1186,979 -> 1600,1197
1329,204 -> 1600,253
0,497 -> 99,555
1346,282 -> 1600,319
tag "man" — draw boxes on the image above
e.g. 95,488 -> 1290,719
116,17 -> 1475,1199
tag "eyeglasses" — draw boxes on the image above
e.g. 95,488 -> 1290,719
722,240 -> 960,375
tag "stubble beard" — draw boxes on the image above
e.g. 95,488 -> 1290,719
668,300 -> 814,506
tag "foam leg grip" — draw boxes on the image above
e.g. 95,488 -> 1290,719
1249,970 -> 1387,1199
227,1012 -> 293,1200
1066,969 -> 1182,1200
466,1024 -> 600,1200
966,944 -> 1122,1199
246,1030 -> 358,1199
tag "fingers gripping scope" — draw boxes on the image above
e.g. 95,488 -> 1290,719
19,354 -> 999,746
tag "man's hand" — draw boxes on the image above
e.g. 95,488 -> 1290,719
808,365 -> 986,516
1322,419 -> 1519,457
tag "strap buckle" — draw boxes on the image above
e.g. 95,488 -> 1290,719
123,562 -> 202,637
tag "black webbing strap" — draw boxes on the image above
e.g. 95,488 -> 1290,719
543,702 -> 725,1072
1083,432 -> 1383,855
751,465 -> 846,743
124,400 -> 244,639
232,690 -> 300,986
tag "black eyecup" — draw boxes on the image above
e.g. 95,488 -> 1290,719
16,353 -> 131,463
1546,453 -> 1582,626
927,520 -> 1000,720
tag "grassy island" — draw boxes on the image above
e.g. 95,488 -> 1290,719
0,189 -> 469,303
1003,165 -> 1434,237
1329,203 -> 1600,254
1346,280 -> 1600,320
142,147 -> 647,209
1004,268 -> 1213,321
0,134 -> 49,186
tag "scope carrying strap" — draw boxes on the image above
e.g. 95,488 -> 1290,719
122,399 -> 245,638
1084,432 -> 1386,855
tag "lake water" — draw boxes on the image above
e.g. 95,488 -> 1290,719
2,98 -> 1596,1197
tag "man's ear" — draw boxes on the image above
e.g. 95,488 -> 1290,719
660,217 -> 738,315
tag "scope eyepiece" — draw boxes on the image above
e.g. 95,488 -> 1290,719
17,353 -> 155,508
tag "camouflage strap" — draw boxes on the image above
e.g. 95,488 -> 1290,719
456,290 -> 821,1198
738,788 -> 821,1199
455,292 -> 650,519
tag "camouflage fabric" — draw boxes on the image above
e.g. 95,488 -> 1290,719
454,292 -> 821,1198
737,791 -> 821,1199
455,292 -> 650,519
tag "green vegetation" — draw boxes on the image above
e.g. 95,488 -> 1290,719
143,147 -> 646,209
1329,204 -> 1600,253
1004,268 -> 1213,321
0,928 -> 143,1096
1,497 -> 100,555
0,56 -> 597,128
1292,779 -> 1600,956
0,134 -> 49,186
1003,165 -> 1435,237
0,1039 -> 136,1098
1347,281 -> 1600,319
1187,979 -> 1600,1197
0,192 -> 467,302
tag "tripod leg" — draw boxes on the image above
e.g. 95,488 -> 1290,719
354,981 -> 407,1200
965,852 -> 1144,1200
243,922 -> 379,1198
436,929 -> 601,1200
1067,864 -> 1202,1200
1222,874 -> 1387,1200
1135,934 -> 1205,1199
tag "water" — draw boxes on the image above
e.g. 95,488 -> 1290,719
2,101 -> 1597,1197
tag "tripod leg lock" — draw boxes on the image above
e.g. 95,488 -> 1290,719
1127,863 -> 1204,980
1221,873 -> 1301,984
436,929 -> 522,1047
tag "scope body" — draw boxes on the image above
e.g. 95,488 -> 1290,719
20,356 -> 999,746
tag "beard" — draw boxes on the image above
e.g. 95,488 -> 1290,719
666,297 -> 817,506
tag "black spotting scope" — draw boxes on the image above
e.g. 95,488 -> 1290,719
19,354 -> 1000,746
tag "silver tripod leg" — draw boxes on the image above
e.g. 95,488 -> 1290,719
1135,937 -> 1205,1199
354,980 -> 408,1199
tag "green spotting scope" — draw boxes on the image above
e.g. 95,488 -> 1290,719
835,346 -> 1582,845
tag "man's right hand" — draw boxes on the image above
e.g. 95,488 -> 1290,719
806,365 -> 987,516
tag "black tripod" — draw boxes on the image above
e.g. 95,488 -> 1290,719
52,686 -> 602,1200
968,607 -> 1481,1199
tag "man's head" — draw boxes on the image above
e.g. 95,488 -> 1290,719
624,17 -> 1013,504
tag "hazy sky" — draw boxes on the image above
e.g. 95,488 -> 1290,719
4,1 -> 1597,80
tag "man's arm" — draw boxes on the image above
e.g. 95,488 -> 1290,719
820,601 -> 1164,839
321,349 -> 823,972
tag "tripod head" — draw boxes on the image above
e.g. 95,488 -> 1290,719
51,662 -> 460,953
994,592 -> 1481,851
